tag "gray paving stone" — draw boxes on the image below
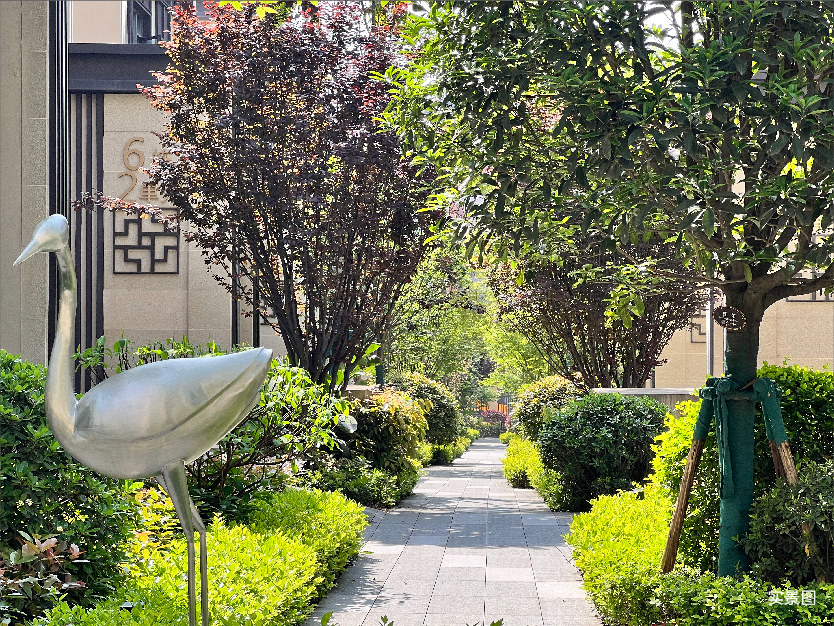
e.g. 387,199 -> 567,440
308,441 -> 600,626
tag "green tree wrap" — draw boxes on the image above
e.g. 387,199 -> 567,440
754,378 -> 787,444
699,375 -> 789,575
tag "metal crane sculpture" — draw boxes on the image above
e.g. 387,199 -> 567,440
15,214 -> 273,626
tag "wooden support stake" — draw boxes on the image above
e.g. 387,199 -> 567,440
777,441 -> 799,485
661,438 -> 705,574
769,440 -> 785,480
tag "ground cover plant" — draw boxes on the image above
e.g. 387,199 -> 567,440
567,486 -> 834,626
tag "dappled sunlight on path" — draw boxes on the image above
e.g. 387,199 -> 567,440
306,440 -> 601,626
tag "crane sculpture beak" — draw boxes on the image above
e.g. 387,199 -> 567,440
14,239 -> 41,266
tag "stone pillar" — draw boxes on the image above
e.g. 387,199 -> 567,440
0,2 -> 52,363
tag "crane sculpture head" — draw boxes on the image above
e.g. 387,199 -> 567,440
16,213 -> 273,626
14,214 -> 69,265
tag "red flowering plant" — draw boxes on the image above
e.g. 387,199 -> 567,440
0,532 -> 87,621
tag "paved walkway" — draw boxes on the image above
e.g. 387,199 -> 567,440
306,439 -> 601,626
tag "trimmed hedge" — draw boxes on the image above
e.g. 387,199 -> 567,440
567,487 -> 834,626
501,436 -> 562,509
249,488 -> 366,594
37,488 -> 367,626
511,375 -> 578,440
538,393 -> 666,511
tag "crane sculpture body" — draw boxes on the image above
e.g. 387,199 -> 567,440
15,214 -> 273,626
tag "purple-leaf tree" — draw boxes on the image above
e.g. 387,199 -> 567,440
143,2 -> 434,389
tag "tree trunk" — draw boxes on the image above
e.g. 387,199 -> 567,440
718,293 -> 762,576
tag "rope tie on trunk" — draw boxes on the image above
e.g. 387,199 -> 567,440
698,376 -> 785,499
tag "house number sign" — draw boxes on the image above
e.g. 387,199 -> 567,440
713,305 -> 747,331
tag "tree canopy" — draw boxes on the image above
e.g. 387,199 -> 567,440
385,0 -> 834,576
144,2 -> 435,388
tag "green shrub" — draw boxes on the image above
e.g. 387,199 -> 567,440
503,438 -> 540,488
654,363 -> 834,574
478,423 -> 505,437
538,393 -> 667,510
742,459 -> 834,586
0,350 -> 139,611
531,466 -> 563,511
350,390 -> 427,474
388,372 -> 462,445
568,483 -> 834,626
500,438 -> 563,508
511,375 -> 579,440
416,441 -> 434,466
499,431 -> 518,445
38,519 -> 320,626
567,486 -> 673,625
249,488 -> 367,594
464,427 -> 480,442
429,436 -> 471,465
299,456 -> 419,508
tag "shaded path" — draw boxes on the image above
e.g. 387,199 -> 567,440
307,439 -> 601,626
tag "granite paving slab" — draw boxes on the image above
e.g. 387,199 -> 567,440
307,439 -> 601,626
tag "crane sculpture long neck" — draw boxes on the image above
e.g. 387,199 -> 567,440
45,244 -> 79,442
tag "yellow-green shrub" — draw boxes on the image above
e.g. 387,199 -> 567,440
40,519 -> 319,626
249,488 -> 366,594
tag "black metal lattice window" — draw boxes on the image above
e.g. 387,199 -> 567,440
113,210 -> 179,274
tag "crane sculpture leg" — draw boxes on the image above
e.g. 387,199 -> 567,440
159,461 -> 209,626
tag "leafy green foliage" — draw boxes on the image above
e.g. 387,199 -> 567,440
653,363 -> 834,573
502,438 -> 540,489
742,460 -> 834,586
511,375 -> 579,440
249,488 -> 367,595
567,487 -> 834,625
349,390 -> 427,474
567,487 -> 673,625
538,393 -> 667,510
39,519 -> 320,626
299,457 -> 420,509
388,372 -> 462,445
38,489 -> 367,626
500,437 -> 562,509
0,350 -> 138,607
0,532 -> 87,623
389,2 -> 834,317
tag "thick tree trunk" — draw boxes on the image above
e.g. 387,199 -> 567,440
718,292 -> 762,576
